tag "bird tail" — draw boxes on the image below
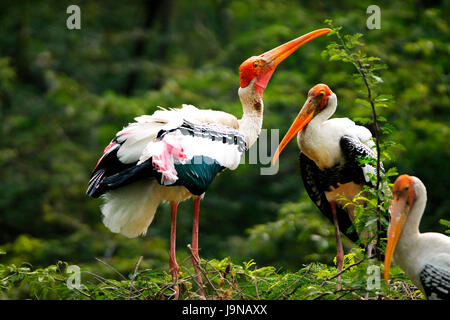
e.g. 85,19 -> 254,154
101,181 -> 160,238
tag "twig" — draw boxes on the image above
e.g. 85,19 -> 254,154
73,286 -> 94,300
254,276 -> 260,300
85,271 -> 129,295
95,257 -> 127,281
202,259 -> 251,300
312,288 -> 359,300
133,256 -> 143,278
187,244 -> 208,299
196,261 -> 219,297
320,256 -> 370,287
276,264 -> 313,299
52,276 -> 94,300
129,256 -> 143,295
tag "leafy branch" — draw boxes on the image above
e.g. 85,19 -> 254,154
0,252 -> 421,300
440,219 -> 450,235
322,20 -> 397,252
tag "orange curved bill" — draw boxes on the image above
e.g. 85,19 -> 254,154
261,28 -> 331,68
383,197 -> 408,283
271,106 -> 314,165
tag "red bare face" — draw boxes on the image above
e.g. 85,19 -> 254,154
239,57 -> 275,96
237,28 -> 332,96
307,83 -> 333,113
392,174 -> 416,208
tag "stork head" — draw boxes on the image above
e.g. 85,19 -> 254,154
384,174 -> 418,283
239,28 -> 331,98
271,83 -> 335,164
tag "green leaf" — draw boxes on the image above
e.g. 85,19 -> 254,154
376,94 -> 394,101
439,219 -> 450,228
329,54 -> 343,61
354,117 -> 371,125
355,98 -> 372,108
375,102 -> 389,108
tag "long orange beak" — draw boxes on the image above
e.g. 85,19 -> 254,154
383,197 -> 409,283
251,28 -> 331,98
271,99 -> 315,165
261,28 -> 331,68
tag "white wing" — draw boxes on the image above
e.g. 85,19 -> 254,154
349,123 -> 379,182
114,104 -> 239,164
327,118 -> 379,183
354,124 -> 376,151
138,120 -> 246,186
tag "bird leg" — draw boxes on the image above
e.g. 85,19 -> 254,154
169,202 -> 180,299
330,201 -> 344,288
191,196 -> 206,299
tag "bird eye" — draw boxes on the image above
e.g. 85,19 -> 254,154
253,62 -> 259,68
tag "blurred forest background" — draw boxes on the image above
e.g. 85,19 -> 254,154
0,0 -> 448,281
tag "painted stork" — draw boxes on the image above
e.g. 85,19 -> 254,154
271,84 -> 383,277
384,174 -> 450,300
87,29 -> 331,299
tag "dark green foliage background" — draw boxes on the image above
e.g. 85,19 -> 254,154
0,0 -> 448,284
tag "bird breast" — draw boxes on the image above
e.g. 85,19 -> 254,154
324,181 -> 364,209
298,124 -> 344,170
298,117 -> 361,169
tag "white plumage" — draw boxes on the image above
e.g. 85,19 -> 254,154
297,93 -> 377,210
298,94 -> 376,179
272,84 -> 383,279
99,104 -> 249,237
116,104 -> 239,164
385,175 -> 450,300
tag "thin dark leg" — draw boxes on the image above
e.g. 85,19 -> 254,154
169,202 -> 179,299
330,201 -> 344,287
191,196 -> 205,298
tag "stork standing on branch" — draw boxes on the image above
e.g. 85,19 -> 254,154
272,84 -> 383,279
384,174 -> 450,300
87,29 -> 331,299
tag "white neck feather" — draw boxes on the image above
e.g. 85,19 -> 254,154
398,178 -> 427,244
307,93 -> 337,130
297,93 -> 338,168
237,80 -> 264,148
393,178 -> 428,285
